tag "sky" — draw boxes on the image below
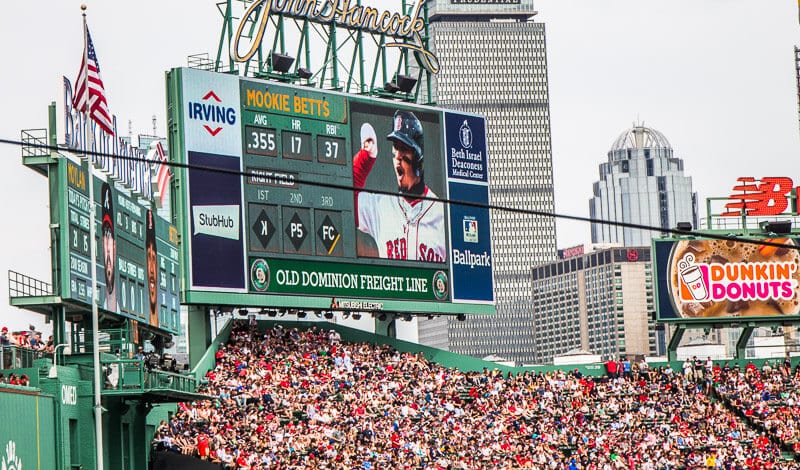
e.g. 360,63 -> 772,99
0,1 -> 798,333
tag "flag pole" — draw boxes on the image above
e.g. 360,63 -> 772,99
80,4 -> 106,470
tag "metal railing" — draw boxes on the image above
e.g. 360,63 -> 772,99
187,53 -> 217,71
8,271 -> 53,298
94,359 -> 198,395
0,346 -> 46,370
20,128 -> 48,158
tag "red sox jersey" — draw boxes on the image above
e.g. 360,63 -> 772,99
353,149 -> 446,263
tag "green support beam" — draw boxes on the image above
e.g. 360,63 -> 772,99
736,326 -> 755,360
667,325 -> 685,362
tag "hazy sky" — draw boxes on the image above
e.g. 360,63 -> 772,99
1,1 -> 798,333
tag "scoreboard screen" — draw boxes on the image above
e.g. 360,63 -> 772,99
57,157 -> 180,333
168,67 -> 494,315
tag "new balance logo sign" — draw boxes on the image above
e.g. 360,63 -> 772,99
722,177 -> 798,216
188,90 -> 237,137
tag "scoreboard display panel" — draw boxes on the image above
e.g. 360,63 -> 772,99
57,157 -> 180,333
168,67 -> 494,315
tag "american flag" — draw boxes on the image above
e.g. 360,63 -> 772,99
73,26 -> 114,136
151,141 -> 171,204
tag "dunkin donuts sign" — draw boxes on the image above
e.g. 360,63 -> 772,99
657,238 -> 800,319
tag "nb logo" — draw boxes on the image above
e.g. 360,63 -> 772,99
722,177 -> 797,217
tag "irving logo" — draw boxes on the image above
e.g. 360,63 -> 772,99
722,177 -> 797,216
188,90 -> 237,137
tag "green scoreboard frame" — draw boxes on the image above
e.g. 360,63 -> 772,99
167,68 -> 495,315
56,157 -> 180,333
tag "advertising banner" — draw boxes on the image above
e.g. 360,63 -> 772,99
654,237 -> 800,321
445,111 -> 492,304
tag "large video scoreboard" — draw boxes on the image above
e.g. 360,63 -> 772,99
57,157 -> 180,333
167,67 -> 494,315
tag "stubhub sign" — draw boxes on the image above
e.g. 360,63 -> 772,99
193,205 -> 240,240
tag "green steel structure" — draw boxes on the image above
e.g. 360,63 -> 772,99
198,0 -> 435,104
6,105 -> 207,470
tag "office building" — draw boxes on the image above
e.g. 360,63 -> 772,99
590,124 -> 698,246
419,1 -> 556,364
531,245 -> 658,364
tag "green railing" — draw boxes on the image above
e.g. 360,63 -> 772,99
81,358 -> 198,395
0,346 -> 46,370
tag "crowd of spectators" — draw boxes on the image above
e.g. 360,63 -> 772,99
0,325 -> 54,354
152,321 -> 800,469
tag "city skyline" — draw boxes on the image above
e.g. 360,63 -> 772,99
0,1 -> 798,335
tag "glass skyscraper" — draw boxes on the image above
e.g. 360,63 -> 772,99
420,1 -> 557,365
590,125 -> 698,246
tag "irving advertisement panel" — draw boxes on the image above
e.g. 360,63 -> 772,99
653,237 -> 800,322
168,68 -> 495,315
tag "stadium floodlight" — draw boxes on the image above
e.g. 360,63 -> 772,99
402,314 -> 413,322
238,308 -> 249,316
384,81 -> 401,93
675,222 -> 692,232
297,310 -> 307,319
377,312 -> 387,321
267,309 -> 277,318
352,312 -> 362,320
297,67 -> 313,79
760,220 -> 792,234
324,311 -> 334,320
396,74 -> 417,93
271,52 -> 295,73
456,314 -> 466,322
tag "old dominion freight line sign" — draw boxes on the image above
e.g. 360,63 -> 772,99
249,258 -> 447,301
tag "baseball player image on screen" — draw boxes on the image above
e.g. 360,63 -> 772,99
100,182 -> 118,312
352,110 -> 446,263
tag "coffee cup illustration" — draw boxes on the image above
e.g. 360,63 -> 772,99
678,254 -> 708,301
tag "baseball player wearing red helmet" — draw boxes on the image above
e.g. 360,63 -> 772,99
353,110 -> 446,263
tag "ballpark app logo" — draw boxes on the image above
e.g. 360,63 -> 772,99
2,440 -> 21,470
463,217 -> 479,243
188,90 -> 237,137
459,120 -> 473,149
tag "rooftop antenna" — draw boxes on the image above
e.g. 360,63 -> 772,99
152,115 -> 157,136
128,119 -> 132,139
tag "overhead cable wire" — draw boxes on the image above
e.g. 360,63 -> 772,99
1,137 -> 797,252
